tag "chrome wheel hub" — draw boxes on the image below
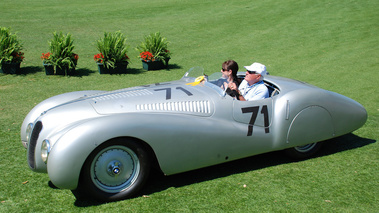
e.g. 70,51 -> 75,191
108,161 -> 122,176
90,145 -> 140,193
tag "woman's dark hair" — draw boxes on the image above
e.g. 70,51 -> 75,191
222,60 -> 239,82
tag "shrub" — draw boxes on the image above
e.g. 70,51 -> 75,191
136,32 -> 171,64
0,26 -> 24,65
46,32 -> 78,74
95,31 -> 130,69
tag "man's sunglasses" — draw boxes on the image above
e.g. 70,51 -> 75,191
246,70 -> 258,74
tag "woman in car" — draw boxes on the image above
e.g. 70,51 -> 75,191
219,60 -> 240,98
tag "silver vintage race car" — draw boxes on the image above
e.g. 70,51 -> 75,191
21,67 -> 367,201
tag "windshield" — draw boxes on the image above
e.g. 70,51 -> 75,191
181,67 -> 228,96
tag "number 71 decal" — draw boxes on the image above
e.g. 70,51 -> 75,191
241,105 -> 270,136
154,87 -> 193,100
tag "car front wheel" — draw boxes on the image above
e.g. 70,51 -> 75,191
80,139 -> 150,202
284,142 -> 322,159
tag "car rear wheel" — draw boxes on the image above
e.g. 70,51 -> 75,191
80,138 -> 150,202
284,142 -> 322,159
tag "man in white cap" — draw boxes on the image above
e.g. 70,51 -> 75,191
228,62 -> 269,101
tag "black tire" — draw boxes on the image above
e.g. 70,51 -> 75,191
80,138 -> 150,202
284,142 -> 322,159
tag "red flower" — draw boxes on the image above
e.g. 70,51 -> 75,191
94,53 -> 104,63
41,52 -> 51,60
11,51 -> 24,63
140,51 -> 154,61
72,53 -> 79,61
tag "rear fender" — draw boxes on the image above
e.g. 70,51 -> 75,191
276,89 -> 335,148
287,105 -> 334,146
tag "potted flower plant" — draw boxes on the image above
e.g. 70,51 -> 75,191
136,32 -> 171,70
94,31 -> 130,74
0,26 -> 24,74
41,52 -> 54,75
44,32 -> 78,75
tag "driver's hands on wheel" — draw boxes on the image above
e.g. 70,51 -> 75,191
227,82 -> 245,101
228,82 -> 237,90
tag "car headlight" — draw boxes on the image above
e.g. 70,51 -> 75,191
41,140 -> 51,164
24,123 -> 33,148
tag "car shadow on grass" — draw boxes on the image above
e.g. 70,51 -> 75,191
71,133 -> 375,206
140,133 -> 375,194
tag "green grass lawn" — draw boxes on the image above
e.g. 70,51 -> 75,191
1,0 -> 378,212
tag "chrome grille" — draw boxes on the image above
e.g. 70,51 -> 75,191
28,121 -> 42,169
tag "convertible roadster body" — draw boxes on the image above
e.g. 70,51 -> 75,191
21,67 -> 367,201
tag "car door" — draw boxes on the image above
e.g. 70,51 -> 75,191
232,98 -> 273,137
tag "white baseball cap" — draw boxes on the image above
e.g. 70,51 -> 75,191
244,62 -> 267,75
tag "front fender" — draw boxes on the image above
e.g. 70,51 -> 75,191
21,90 -> 104,146
47,114 -> 151,190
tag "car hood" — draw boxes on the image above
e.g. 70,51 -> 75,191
31,80 -> 216,142
85,81 -> 215,117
